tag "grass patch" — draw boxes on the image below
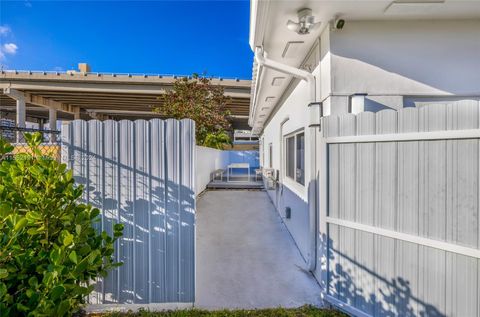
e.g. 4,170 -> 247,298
91,305 -> 346,317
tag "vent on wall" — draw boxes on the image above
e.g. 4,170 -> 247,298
271,77 -> 285,87
282,41 -> 305,58
265,96 -> 276,102
385,0 -> 445,15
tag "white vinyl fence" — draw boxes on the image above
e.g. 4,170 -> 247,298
319,101 -> 480,317
61,119 -> 195,305
195,146 -> 228,195
195,148 -> 260,195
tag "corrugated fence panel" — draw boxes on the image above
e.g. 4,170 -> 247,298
150,119 -> 167,303
61,119 -> 196,305
118,120 -> 135,303
324,101 -> 480,317
103,120 -> 119,303
134,120 -> 149,303
165,119 -> 180,302
179,119 -> 195,302
88,120 -> 104,305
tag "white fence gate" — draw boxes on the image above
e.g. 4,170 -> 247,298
319,101 -> 480,317
61,119 -> 195,305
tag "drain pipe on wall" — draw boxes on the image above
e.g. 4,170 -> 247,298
254,47 -> 318,272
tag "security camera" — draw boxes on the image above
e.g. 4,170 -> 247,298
332,17 -> 345,30
335,19 -> 345,29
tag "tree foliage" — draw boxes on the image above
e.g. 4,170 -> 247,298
154,74 -> 233,148
202,131 -> 232,150
0,133 -> 123,316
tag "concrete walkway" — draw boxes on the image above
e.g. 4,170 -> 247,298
196,190 -> 322,309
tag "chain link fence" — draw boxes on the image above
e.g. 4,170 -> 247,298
0,125 -> 61,161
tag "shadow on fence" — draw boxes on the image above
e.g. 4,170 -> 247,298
63,121 -> 195,305
319,233 -> 446,317
72,153 -> 195,304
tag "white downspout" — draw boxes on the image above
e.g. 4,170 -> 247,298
254,48 -> 317,272
254,48 -> 315,102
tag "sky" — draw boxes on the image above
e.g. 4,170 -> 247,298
0,0 -> 253,79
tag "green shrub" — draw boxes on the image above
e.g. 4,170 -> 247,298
202,131 -> 232,150
0,133 -> 123,316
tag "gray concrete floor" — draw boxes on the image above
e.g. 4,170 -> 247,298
195,190 -> 322,309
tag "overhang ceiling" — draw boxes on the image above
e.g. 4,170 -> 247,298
249,0 -> 480,134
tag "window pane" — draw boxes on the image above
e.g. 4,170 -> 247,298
296,133 -> 305,185
286,136 -> 295,179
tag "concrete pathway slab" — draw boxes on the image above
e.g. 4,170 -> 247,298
196,190 -> 322,309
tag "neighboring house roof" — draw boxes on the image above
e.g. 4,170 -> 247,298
0,70 -> 252,129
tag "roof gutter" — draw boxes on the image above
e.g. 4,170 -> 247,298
249,60 -> 263,128
254,47 -> 317,272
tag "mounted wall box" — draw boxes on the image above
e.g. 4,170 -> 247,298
285,207 -> 291,219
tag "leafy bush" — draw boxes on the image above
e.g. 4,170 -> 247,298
0,133 -> 123,316
202,131 -> 232,150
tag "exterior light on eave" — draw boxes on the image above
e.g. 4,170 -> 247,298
308,102 -> 323,128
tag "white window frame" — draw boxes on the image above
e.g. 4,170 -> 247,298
283,130 -> 305,189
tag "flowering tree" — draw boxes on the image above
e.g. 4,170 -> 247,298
154,74 -> 232,147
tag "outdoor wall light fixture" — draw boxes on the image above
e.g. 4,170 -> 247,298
287,8 -> 321,35
308,102 -> 323,128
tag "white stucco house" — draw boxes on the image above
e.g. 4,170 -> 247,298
250,1 -> 480,316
